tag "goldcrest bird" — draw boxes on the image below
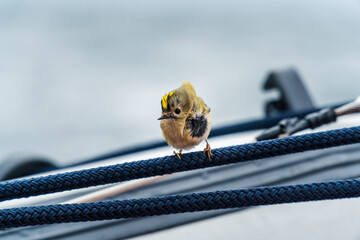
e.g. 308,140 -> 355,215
158,82 -> 212,160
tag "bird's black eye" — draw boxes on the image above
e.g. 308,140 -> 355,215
175,108 -> 181,114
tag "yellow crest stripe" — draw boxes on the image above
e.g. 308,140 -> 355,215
162,93 -> 168,109
162,91 -> 174,109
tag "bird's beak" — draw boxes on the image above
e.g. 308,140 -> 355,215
158,114 -> 172,120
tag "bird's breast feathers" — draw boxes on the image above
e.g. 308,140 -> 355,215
160,111 -> 211,150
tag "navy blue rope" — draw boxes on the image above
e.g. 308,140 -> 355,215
0,126 -> 359,202
74,104 -> 348,166
1,178 -> 360,228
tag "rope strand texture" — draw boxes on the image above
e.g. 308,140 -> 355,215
1,178 -> 360,228
0,126 -> 359,202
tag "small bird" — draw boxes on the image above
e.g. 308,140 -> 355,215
158,82 -> 212,160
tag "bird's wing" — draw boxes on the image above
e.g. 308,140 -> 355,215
194,96 -> 211,114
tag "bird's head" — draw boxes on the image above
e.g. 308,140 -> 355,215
158,90 -> 192,120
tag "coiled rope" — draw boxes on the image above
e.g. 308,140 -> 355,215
74,104 -> 346,166
0,126 -> 359,202
1,178 -> 360,228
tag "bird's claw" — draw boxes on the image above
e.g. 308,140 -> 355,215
203,140 -> 212,161
173,150 -> 183,159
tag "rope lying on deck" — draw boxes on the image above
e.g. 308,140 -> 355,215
1,178 -> 360,228
0,126 -> 360,202
74,106 -> 329,165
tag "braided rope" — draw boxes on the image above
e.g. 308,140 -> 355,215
74,106 -> 324,166
1,178 -> 360,228
0,126 -> 359,202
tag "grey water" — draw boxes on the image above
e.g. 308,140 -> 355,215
0,0 -> 359,165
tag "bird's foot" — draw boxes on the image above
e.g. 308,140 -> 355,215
203,140 -> 212,161
173,150 -> 183,159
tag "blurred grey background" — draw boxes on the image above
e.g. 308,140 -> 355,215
0,0 -> 359,165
